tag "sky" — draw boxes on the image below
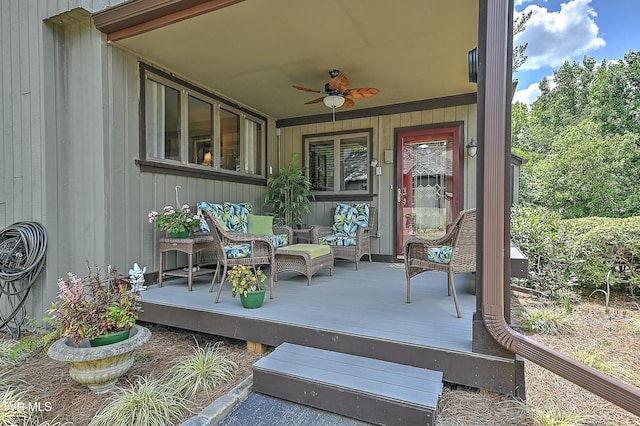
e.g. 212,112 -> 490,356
512,0 -> 640,104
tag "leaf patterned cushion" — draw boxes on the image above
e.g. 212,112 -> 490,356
197,202 -> 225,232
224,244 -> 251,259
268,234 -> 289,248
319,234 -> 356,247
223,202 -> 253,232
331,203 -> 370,238
427,246 -> 453,264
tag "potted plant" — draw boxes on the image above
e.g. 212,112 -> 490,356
47,265 -> 151,394
148,204 -> 200,238
263,154 -> 314,228
48,265 -> 143,346
228,265 -> 267,309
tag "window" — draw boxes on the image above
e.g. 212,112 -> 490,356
305,130 -> 371,195
142,65 -> 266,178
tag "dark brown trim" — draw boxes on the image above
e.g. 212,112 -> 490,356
277,93 -> 477,128
139,301 -> 522,395
477,0 -> 640,416
92,0 -> 243,41
140,62 -> 266,122
136,159 -> 266,185
311,194 -> 375,203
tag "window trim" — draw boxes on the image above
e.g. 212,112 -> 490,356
138,62 -> 268,183
303,128 -> 374,201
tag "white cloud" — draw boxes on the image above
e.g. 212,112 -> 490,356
513,76 -> 557,105
513,82 -> 541,105
515,0 -> 605,71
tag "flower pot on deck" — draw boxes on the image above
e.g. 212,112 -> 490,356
239,290 -> 266,309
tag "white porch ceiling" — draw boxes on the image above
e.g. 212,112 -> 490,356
112,0 -> 479,120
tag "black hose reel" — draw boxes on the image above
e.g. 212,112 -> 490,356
0,221 -> 47,339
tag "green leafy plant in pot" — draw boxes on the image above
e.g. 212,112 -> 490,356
228,265 -> 267,308
263,154 -> 314,228
48,265 -> 143,346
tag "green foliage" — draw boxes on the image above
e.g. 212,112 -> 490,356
526,121 -> 640,218
228,265 -> 267,298
566,215 -> 640,294
518,305 -> 575,336
510,205 -> 570,294
511,206 -> 640,296
89,376 -> 188,426
512,50 -> 640,211
165,341 -> 237,399
263,154 -> 314,227
48,266 -> 142,344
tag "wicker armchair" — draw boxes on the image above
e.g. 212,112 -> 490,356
202,210 -> 275,303
404,209 -> 476,318
311,206 -> 376,270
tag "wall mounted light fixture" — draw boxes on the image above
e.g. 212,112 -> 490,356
466,138 -> 477,158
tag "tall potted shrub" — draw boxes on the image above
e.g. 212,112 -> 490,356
263,154 -> 314,228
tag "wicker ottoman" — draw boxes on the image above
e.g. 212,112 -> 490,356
275,244 -> 334,285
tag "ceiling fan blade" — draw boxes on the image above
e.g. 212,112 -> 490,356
345,87 -> 380,99
329,75 -> 349,92
293,85 -> 321,93
341,97 -> 355,109
304,97 -> 325,105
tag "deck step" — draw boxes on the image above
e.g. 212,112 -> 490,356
252,343 -> 443,426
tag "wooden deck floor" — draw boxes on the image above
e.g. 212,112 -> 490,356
139,260 -> 521,394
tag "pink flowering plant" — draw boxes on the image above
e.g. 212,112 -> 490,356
48,266 -> 142,345
148,204 -> 200,235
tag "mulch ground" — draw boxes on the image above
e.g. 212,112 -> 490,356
3,293 -> 640,425
4,323 -> 263,425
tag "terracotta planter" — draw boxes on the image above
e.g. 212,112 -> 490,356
48,324 -> 151,394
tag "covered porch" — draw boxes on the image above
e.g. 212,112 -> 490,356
139,260 -> 523,395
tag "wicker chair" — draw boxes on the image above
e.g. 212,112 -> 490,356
404,209 -> 476,318
311,206 -> 377,270
202,210 -> 275,303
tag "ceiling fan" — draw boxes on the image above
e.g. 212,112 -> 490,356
292,69 -> 380,109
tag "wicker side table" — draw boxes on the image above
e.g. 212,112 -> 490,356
274,244 -> 334,286
158,235 -> 215,291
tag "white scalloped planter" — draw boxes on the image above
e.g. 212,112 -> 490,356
48,324 -> 151,394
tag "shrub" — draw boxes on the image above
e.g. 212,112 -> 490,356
511,205 -> 640,296
518,305 -> 575,335
565,216 -> 640,295
89,376 -> 188,426
510,205 -> 570,295
165,341 -> 237,398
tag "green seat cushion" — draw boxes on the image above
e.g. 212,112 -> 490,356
282,244 -> 331,258
247,214 -> 274,236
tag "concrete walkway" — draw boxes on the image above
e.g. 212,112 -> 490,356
182,376 -> 372,426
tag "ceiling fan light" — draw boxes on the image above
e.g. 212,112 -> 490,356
323,95 -> 345,109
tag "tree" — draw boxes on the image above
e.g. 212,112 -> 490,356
525,121 -> 640,218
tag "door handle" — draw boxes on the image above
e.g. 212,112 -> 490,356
397,189 -> 402,203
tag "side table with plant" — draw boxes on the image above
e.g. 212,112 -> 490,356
228,265 -> 267,309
